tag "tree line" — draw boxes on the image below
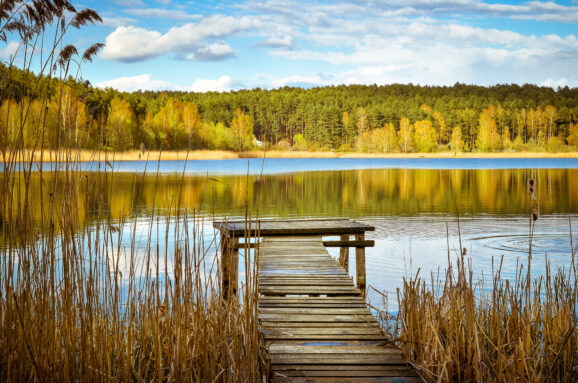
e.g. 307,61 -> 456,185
2,62 -> 578,153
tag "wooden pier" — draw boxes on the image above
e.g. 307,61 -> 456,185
215,219 -> 420,382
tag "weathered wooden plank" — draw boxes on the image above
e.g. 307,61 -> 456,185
260,270 -> 348,276
261,258 -> 331,260
259,303 -> 367,308
258,273 -> 353,281
272,365 -> 411,371
259,308 -> 372,315
272,378 -> 422,383
268,345 -> 401,354
259,298 -> 363,303
259,266 -> 343,270
260,262 -> 337,265
260,285 -> 360,291
323,240 -> 375,247
259,278 -> 354,283
264,328 -> 383,336
261,321 -> 379,328
259,303 -> 367,309
258,314 -> 377,322
264,334 -> 389,341
214,219 -> 375,237
259,296 -> 362,301
273,366 -> 415,378
255,239 -> 376,248
266,340 -> 390,347
260,261 -> 342,265
259,281 -> 355,287
261,249 -> 329,253
260,264 -> 342,268
269,354 -> 405,364
259,300 -> 370,308
259,288 -> 361,296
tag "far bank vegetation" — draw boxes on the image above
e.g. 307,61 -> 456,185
2,64 -> 578,156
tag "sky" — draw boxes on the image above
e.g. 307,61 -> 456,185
4,0 -> 578,92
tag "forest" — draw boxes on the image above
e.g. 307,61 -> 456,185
2,61 -> 578,154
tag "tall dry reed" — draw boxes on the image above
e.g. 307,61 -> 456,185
1,2 -> 263,381
395,224 -> 577,382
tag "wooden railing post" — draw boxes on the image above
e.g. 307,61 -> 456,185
220,232 -> 239,302
355,233 -> 366,294
339,235 -> 349,272
230,236 -> 239,297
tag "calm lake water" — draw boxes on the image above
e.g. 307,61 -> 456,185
5,158 -> 578,309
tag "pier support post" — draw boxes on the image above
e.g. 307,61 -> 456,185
220,233 -> 239,302
355,233 -> 366,294
339,235 -> 349,272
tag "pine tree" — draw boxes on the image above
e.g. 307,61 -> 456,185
568,123 -> 578,148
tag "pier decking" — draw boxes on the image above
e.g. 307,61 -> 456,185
214,219 -> 420,382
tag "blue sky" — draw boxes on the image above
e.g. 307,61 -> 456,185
4,0 -> 578,92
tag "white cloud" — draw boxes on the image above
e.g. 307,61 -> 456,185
95,74 -> 174,92
513,13 -> 578,22
0,41 -> 19,60
351,0 -> 578,23
126,8 -> 201,20
101,26 -> 163,61
185,42 -> 235,61
100,15 -> 259,62
258,35 -> 295,48
96,74 -> 237,93
541,77 -> 569,89
101,17 -> 135,27
188,75 -> 234,92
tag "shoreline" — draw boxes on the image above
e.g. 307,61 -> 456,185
2,149 -> 578,162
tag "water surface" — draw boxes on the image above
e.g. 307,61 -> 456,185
19,157 -> 578,174
3,158 -> 577,309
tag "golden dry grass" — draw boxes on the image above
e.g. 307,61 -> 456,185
0,149 -> 240,162
395,244 -> 578,382
3,149 -> 578,162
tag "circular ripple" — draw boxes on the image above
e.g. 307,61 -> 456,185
469,233 -> 573,256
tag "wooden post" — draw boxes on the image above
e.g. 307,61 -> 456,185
220,232 -> 239,302
355,233 -> 366,294
230,236 -> 239,297
339,235 -> 349,272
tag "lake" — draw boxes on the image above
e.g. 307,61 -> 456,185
4,157 -> 578,309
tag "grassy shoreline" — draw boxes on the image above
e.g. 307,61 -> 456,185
2,149 -> 578,162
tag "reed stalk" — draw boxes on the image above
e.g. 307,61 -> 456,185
1,2 -> 263,381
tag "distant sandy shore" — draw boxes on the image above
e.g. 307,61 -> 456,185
2,149 -> 578,162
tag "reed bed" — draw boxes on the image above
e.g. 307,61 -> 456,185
1,2 -> 263,379
0,151 -> 264,382
395,232 -> 578,382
